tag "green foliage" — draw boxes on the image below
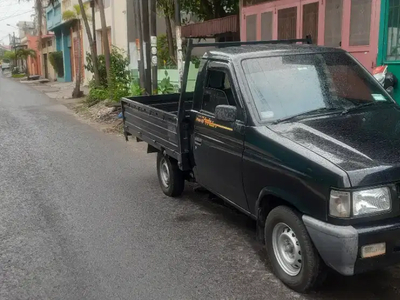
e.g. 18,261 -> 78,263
87,86 -> 108,101
108,47 -> 131,101
85,52 -> 107,86
158,70 -> 175,94
49,51 -> 64,77
157,34 -> 176,68
130,79 -> 145,96
3,51 -> 15,60
12,67 -> 21,75
62,3 -> 90,21
157,0 -> 174,17
16,48 -> 36,59
12,73 -> 25,78
62,10 -> 76,20
191,56 -> 200,68
86,47 -> 131,102
157,0 -> 238,21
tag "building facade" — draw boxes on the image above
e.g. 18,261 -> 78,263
46,0 -> 87,83
41,34 -> 57,81
377,0 -> 400,102
94,0 -> 128,54
241,0 -> 381,72
46,0 -> 73,82
24,35 -> 40,76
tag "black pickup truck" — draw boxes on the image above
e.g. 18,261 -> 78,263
122,38 -> 400,292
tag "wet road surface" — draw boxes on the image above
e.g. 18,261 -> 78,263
1,76 -> 400,299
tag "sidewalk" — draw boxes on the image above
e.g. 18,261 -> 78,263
27,81 -> 89,105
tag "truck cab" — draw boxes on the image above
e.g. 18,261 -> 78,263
122,39 -> 400,293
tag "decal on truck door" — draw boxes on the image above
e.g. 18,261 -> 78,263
195,116 -> 233,131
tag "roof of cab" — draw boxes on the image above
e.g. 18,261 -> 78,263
204,44 -> 345,61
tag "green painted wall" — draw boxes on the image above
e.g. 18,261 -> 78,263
157,63 -> 199,92
377,0 -> 400,103
131,63 -> 199,93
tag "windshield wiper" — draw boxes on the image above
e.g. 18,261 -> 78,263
340,101 -> 392,115
272,107 -> 340,124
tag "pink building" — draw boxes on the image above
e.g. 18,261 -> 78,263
22,35 -> 40,76
240,0 -> 380,72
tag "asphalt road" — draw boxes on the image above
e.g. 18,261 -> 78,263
1,76 -> 400,300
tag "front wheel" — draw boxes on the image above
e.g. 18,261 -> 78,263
265,206 -> 326,293
157,152 -> 184,197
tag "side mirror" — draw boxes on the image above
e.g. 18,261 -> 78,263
215,105 -> 237,122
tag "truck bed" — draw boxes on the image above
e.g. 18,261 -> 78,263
121,93 -> 193,161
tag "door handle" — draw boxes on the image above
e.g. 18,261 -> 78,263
194,137 -> 202,146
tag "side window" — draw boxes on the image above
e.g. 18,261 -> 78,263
201,69 -> 237,114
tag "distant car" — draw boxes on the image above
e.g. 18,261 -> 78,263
2,60 -> 10,70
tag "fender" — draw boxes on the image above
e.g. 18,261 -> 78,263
255,187 -> 311,218
255,186 -> 308,243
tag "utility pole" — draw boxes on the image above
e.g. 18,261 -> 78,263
35,0 -> 43,77
134,0 -> 145,89
174,0 -> 183,90
13,32 -> 16,71
141,0 -> 151,95
150,0 -> 157,93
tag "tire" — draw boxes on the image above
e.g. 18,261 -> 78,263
157,152 -> 184,197
265,206 -> 326,293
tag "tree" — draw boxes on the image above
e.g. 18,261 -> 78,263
157,0 -> 176,64
3,51 -> 16,61
96,0 -> 111,88
16,48 -> 36,76
156,0 -> 239,63
180,0 -> 239,21
79,0 -> 100,86
63,4 -> 88,98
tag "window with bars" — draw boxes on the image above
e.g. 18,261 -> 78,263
386,0 -> 400,61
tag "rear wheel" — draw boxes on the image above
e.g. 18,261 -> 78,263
157,152 -> 184,197
265,206 -> 326,293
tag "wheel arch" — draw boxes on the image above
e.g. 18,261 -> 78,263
255,187 -> 305,243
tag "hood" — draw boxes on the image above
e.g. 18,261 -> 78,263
270,105 -> 400,186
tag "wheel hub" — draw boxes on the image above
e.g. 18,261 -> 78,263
160,158 -> 170,187
272,222 -> 302,276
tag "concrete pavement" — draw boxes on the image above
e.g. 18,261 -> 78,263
1,74 -> 400,299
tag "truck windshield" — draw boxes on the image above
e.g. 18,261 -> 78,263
242,52 -> 392,122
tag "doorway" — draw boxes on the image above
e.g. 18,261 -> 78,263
278,7 -> 297,39
43,53 -> 49,79
302,2 -> 319,44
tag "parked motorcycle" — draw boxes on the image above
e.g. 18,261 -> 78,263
373,65 -> 398,95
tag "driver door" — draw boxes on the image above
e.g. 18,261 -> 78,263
192,63 -> 248,211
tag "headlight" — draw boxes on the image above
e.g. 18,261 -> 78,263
329,190 -> 351,218
329,187 -> 392,218
353,187 -> 391,216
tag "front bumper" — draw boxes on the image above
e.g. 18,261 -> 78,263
303,215 -> 400,275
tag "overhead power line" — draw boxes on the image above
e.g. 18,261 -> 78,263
0,10 -> 34,22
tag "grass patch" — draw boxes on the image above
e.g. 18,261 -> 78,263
12,74 -> 26,78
